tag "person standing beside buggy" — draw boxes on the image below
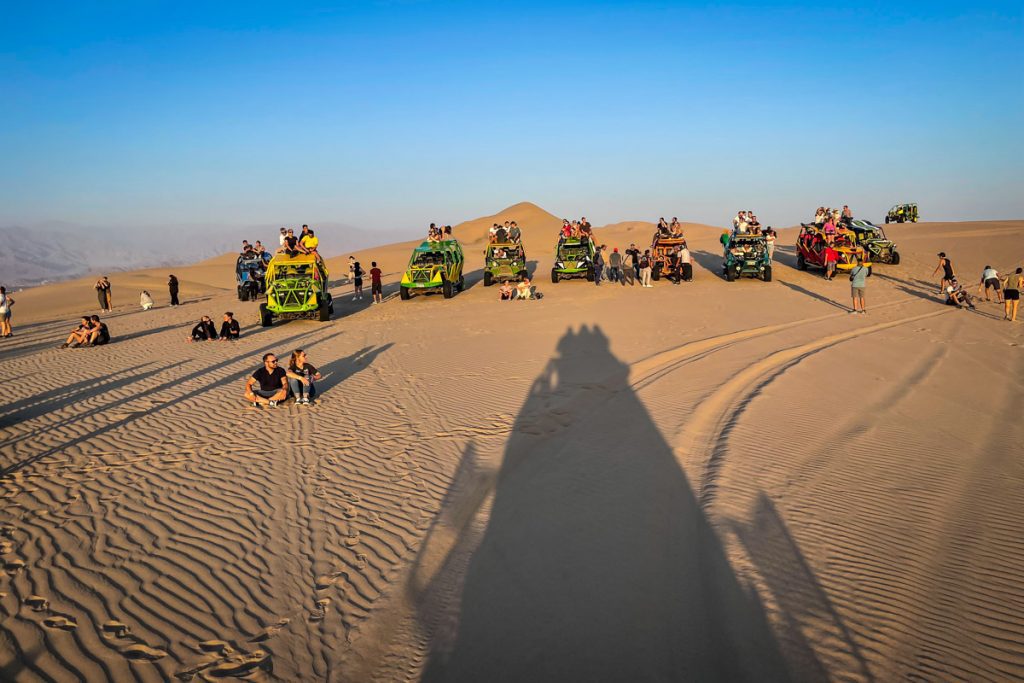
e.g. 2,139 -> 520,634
933,252 -> 955,296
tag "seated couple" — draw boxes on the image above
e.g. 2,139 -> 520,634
61,315 -> 109,348
189,312 -> 240,342
499,278 -> 537,300
245,350 -> 322,408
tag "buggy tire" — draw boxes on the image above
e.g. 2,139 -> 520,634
483,271 -> 493,287
318,302 -> 330,321
585,267 -> 595,282
651,267 -> 661,281
891,251 -> 901,265
763,266 -> 772,282
457,275 -> 465,292
797,253 -> 806,270
551,268 -> 559,284
726,267 -> 735,282
238,286 -> 247,302
885,216 -> 890,224
399,286 -> 411,301
259,303 -> 273,327
442,278 -> 454,299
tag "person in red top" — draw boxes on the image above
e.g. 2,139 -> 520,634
824,245 -> 839,280
370,261 -> 384,304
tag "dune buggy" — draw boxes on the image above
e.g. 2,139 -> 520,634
796,224 -> 871,274
885,203 -> 918,224
848,219 -> 900,265
483,242 -> 529,286
551,237 -> 596,282
236,252 -> 270,301
259,253 -> 332,326
400,240 -> 465,300
650,235 -> 686,281
724,234 -> 772,281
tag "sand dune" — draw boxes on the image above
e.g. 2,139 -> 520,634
1,207 -> 1022,682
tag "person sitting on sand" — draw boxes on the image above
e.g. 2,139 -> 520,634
61,317 -> 93,348
516,277 -> 533,300
140,290 -> 154,311
945,278 -> 976,310
219,312 -> 240,340
977,266 -> 1002,303
499,281 -> 514,301
286,348 -> 322,405
245,353 -> 288,408
189,316 -> 218,342
87,315 -> 110,346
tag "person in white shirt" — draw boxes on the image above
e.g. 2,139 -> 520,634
980,265 -> 1003,303
278,227 -> 287,246
140,290 -> 154,311
765,228 -> 777,261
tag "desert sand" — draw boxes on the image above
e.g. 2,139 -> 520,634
1,203 -> 1022,682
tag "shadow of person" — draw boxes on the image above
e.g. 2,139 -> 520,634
314,343 -> 393,393
422,325 -> 791,682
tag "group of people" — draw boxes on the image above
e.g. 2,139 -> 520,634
559,217 -> 593,242
732,210 -> 765,235
345,257 -> 384,303
604,243 -> 691,287
655,217 -> 685,238
488,221 -> 522,243
244,349 -> 322,407
61,315 -> 110,348
935,255 -> 1024,321
426,223 -> 455,242
813,205 -> 854,227
499,277 -> 537,300
278,225 -> 321,258
188,312 -> 241,342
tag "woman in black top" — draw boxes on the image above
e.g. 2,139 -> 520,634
219,312 -> 240,340
168,275 -> 180,306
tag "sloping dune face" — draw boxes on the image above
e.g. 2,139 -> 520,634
1,211 -> 1022,682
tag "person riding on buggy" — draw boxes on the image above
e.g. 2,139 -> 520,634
650,234 -> 686,281
796,223 -> 871,275
259,252 -> 332,325
483,242 -> 529,286
400,240 -> 465,300
723,233 -> 772,282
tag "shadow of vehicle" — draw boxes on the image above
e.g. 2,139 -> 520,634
421,325 -> 793,682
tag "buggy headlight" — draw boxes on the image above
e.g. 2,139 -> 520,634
577,261 -> 586,268
556,261 -> 563,268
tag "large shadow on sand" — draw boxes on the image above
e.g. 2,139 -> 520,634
422,325 -> 790,682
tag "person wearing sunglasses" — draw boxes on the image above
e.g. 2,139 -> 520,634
245,353 -> 288,408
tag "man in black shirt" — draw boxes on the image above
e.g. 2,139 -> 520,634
625,243 -> 641,284
88,315 -> 110,346
245,353 -> 288,408
219,312 -> 240,340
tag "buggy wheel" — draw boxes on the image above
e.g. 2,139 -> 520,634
651,266 -> 661,281
325,293 -> 334,314
259,303 -> 273,327
399,286 -> 411,301
457,275 -> 465,292
483,271 -> 493,287
585,267 -> 595,282
797,253 -> 806,270
442,278 -> 454,299
238,286 -> 247,301
885,216 -> 890,224
551,268 -> 559,283
726,267 -> 735,282
891,251 -> 901,265
763,266 -> 772,282
318,301 -> 331,321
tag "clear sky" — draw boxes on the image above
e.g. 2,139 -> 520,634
2,1 -> 1022,233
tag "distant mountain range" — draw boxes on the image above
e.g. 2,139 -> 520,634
0,222 -> 417,288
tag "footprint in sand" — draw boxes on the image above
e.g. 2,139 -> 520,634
0,524 -> 14,538
342,505 -> 358,519
344,530 -> 361,547
42,616 -> 78,631
206,650 -> 271,678
309,598 -> 331,623
4,559 -> 25,574
102,620 -> 131,638
197,640 -> 235,655
248,618 -> 290,643
25,595 -> 49,611
0,540 -> 14,554
355,553 -> 367,570
123,644 -> 168,661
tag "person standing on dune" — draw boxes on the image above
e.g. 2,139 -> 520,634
1002,268 -> 1022,322
0,286 -> 14,338
933,252 -> 955,295
370,261 -> 383,304
168,274 -> 180,306
95,276 -> 111,312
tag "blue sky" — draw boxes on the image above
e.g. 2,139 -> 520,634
2,1 -> 1021,233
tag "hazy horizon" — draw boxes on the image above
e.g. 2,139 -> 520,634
3,2 -> 1022,233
